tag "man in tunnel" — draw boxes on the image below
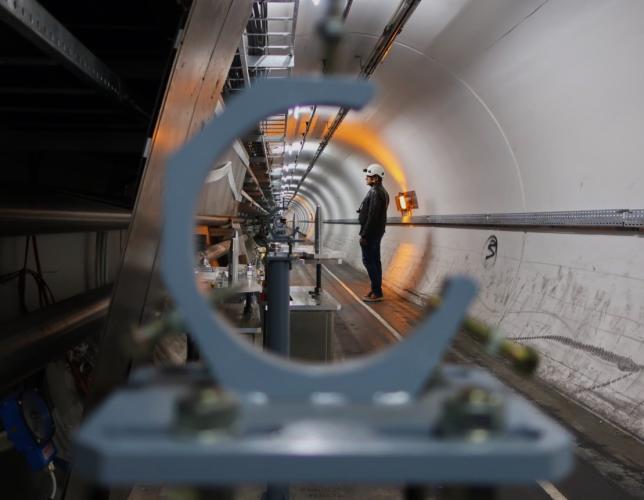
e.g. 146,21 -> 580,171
358,163 -> 389,302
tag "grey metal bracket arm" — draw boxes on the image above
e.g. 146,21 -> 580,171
73,79 -> 572,488
161,77 -> 478,402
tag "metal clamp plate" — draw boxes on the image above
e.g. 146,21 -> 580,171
160,78 -> 478,402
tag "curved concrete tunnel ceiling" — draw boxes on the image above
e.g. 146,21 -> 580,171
284,0 -> 644,438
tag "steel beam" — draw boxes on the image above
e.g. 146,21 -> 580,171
88,0 -> 252,409
0,0 -> 143,114
239,32 -> 252,88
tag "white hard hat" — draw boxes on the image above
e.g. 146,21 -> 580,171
363,163 -> 385,178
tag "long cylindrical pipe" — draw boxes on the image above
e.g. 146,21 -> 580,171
0,207 -> 243,235
323,209 -> 644,233
204,240 -> 232,261
0,286 -> 112,394
195,215 -> 245,226
0,207 -> 131,235
204,233 -> 249,261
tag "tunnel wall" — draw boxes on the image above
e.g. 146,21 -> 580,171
296,0 -> 644,438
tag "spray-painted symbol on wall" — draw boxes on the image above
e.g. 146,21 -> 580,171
483,235 -> 498,269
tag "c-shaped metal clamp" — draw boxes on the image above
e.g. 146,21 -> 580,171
161,77 -> 478,402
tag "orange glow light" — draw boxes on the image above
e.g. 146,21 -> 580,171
333,121 -> 407,191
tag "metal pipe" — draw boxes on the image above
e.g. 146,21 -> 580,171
0,207 -> 243,235
288,0 -> 421,205
323,208 -> 644,233
0,207 -> 131,235
204,235 -> 248,263
0,286 -> 112,394
195,215 -> 245,226
204,240 -> 232,261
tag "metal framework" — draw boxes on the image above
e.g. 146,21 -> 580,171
0,0 -> 144,115
287,0 -> 421,206
324,209 -> 644,232
226,0 -> 300,209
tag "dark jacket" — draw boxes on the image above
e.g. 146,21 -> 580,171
358,183 -> 389,238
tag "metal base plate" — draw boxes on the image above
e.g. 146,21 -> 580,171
73,365 -> 572,486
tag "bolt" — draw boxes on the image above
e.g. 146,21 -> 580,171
174,387 -> 239,436
436,386 -> 504,441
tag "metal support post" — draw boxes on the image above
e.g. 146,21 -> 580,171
264,256 -> 290,355
315,261 -> 322,295
229,229 -> 240,284
264,255 -> 291,500
239,32 -> 252,88
314,205 -> 322,295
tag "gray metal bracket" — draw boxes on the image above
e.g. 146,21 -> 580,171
73,364 -> 572,486
160,77 -> 478,402
73,78 -> 573,487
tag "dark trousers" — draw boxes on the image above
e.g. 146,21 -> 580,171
361,234 -> 383,296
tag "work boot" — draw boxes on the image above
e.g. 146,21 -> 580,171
363,293 -> 383,302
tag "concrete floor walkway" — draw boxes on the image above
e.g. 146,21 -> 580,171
130,260 -> 644,500
286,260 -> 644,500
